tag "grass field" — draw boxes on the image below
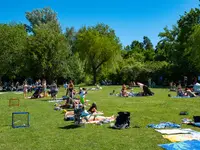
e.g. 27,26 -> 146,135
0,86 -> 200,150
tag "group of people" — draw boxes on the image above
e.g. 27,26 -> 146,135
169,81 -> 200,97
120,82 -> 154,97
23,79 -> 58,99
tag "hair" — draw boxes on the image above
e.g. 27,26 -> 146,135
88,103 -> 97,112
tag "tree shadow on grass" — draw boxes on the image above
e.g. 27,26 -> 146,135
58,124 -> 82,129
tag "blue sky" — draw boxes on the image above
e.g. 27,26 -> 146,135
0,0 -> 199,47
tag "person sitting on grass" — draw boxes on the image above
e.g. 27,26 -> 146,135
121,84 -> 128,97
177,85 -> 184,97
137,82 -> 154,96
88,103 -> 98,114
185,89 -> 196,97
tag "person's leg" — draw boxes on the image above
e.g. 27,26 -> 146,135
24,91 -> 27,99
66,89 -> 69,96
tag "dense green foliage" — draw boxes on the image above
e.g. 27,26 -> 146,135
0,4 -> 200,84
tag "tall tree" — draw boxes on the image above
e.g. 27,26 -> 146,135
65,27 -> 76,54
130,40 -> 143,50
157,25 -> 179,62
143,36 -> 153,50
187,25 -> 200,72
75,24 -> 122,84
26,23 -> 70,82
0,24 -> 27,80
25,7 -> 61,32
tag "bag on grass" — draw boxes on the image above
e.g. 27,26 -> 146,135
179,111 -> 188,115
193,116 -> 200,123
112,112 -> 130,129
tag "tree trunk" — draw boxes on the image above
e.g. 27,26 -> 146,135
93,70 -> 97,85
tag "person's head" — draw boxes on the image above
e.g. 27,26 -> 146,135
88,103 -> 97,112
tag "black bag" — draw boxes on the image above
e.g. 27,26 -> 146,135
113,112 -> 130,129
179,111 -> 188,115
193,116 -> 200,123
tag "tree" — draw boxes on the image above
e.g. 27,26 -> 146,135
64,53 -> 85,84
143,36 -> 153,50
26,23 -> 70,82
65,27 -> 76,54
177,8 -> 200,44
130,40 -> 143,50
124,45 -> 131,51
0,24 -> 27,80
75,24 -> 122,84
187,25 -> 200,72
25,7 -> 61,32
157,25 -> 179,62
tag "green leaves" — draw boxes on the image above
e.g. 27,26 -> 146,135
26,23 -> 70,81
187,25 -> 200,72
75,23 -> 122,84
0,24 -> 27,78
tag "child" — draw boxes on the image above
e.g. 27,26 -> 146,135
64,82 -> 68,90
23,81 -> 28,99
79,88 -> 87,104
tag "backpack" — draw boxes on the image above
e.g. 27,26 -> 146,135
112,112 -> 130,129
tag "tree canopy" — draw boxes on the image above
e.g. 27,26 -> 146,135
1,4 -> 200,85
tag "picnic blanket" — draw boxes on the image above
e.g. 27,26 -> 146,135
48,99 -> 63,103
171,96 -> 192,98
155,128 -> 194,135
84,117 -> 115,124
159,140 -> 200,150
162,134 -> 200,142
148,122 -> 180,129
64,111 -> 104,121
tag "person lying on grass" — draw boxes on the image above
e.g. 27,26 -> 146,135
64,110 -> 113,122
177,86 -> 196,97
65,103 -> 103,118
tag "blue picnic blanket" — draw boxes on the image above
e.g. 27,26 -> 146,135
171,96 -> 191,98
147,122 -> 180,129
159,140 -> 200,150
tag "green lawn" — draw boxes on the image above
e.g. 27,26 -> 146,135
0,86 -> 200,150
